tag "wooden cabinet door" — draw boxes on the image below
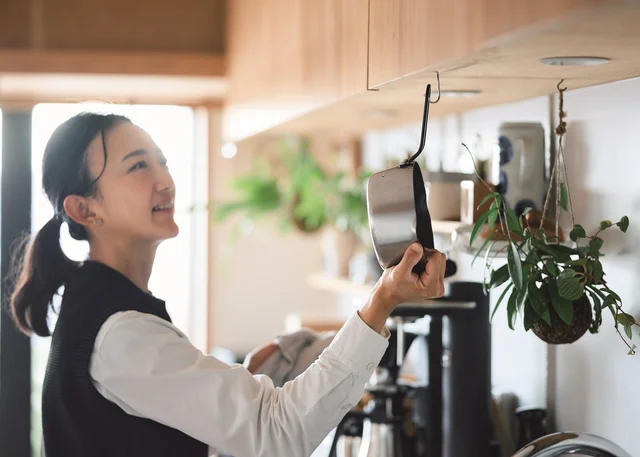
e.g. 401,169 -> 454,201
224,0 -> 369,141
367,0 -> 602,89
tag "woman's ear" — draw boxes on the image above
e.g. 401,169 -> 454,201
63,195 -> 99,227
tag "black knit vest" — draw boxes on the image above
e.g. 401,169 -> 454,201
42,260 -> 208,457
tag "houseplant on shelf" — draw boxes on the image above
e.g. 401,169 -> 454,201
213,137 -> 329,235
467,81 -> 638,354
213,136 -> 375,278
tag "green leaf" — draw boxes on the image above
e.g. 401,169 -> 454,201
470,207 -> 496,247
599,220 -> 613,230
507,242 -> 523,291
505,205 -> 523,235
517,287 -> 529,313
491,283 -> 513,321
591,260 -> 603,282
570,224 -> 586,241
557,269 -> 585,301
529,283 -> 544,313
568,259 -> 588,268
471,236 -> 494,266
487,200 -> 499,228
477,192 -> 500,210
545,260 -> 559,277
602,294 -> 617,314
587,284 -> 607,302
507,289 -> 519,330
605,289 -> 622,303
624,325 -> 633,339
617,216 -> 629,233
537,283 -> 552,325
521,207 -> 533,218
589,237 -> 603,254
617,312 -> 636,327
560,183 -> 569,211
589,292 -> 602,334
549,281 -> 574,325
523,300 -> 539,331
537,244 -> 574,263
489,264 -> 510,289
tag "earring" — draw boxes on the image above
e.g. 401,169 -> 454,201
92,218 -> 102,226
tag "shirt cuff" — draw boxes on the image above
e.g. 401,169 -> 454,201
325,311 -> 389,374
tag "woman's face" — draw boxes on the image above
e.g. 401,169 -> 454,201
85,121 -> 179,244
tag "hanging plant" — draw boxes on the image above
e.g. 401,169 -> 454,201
466,80 -> 638,354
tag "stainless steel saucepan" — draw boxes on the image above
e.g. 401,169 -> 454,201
366,81 -> 439,274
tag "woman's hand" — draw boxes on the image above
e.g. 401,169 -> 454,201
358,243 -> 446,333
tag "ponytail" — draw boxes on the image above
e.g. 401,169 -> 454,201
6,112 -> 130,336
8,216 -> 78,337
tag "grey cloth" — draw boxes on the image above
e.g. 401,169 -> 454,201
253,329 -> 336,387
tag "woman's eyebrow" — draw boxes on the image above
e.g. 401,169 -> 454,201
121,149 -> 147,162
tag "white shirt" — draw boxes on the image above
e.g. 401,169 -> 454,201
89,310 -> 389,457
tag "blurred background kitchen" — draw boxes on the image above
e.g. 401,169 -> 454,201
1,1 -> 639,456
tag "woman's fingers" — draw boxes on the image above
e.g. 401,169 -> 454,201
394,243 -> 424,277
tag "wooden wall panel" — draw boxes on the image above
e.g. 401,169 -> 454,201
224,0 -> 369,141
41,0 -> 225,52
0,0 -> 33,47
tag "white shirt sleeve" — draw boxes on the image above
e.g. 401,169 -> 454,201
89,310 -> 389,457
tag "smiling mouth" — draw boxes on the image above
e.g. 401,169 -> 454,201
152,201 -> 174,212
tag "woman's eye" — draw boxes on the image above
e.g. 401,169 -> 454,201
129,161 -> 148,172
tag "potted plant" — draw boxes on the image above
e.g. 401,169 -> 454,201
213,137 -> 329,235
468,81 -> 638,354
213,137 -> 376,278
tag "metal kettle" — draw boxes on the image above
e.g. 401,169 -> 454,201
366,80 -> 440,274
356,400 -> 405,457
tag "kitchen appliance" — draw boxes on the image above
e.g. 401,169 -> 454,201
366,82 -> 438,273
328,281 -> 492,457
492,123 -> 546,218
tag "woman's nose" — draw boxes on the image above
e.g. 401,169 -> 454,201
155,166 -> 175,193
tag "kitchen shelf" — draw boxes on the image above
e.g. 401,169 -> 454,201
307,273 -> 373,299
307,273 -> 476,311
431,220 -> 465,236
452,224 -> 574,259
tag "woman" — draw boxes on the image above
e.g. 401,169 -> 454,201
8,112 -> 446,457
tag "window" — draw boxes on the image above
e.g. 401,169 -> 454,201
30,103 -> 209,456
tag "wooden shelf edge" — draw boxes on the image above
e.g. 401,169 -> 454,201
431,220 -> 464,235
0,49 -> 226,77
307,273 -> 373,299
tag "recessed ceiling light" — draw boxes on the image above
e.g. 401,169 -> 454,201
540,56 -> 610,66
440,90 -> 481,98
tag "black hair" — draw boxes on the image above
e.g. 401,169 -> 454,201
7,112 -> 131,337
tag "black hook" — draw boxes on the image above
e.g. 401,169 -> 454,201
401,71 -> 440,167
557,79 -> 567,92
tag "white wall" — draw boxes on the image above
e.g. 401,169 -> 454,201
208,134 -> 353,356
362,77 -> 640,454
553,79 -> 640,455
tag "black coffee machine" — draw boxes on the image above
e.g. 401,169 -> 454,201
329,281 -> 492,457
